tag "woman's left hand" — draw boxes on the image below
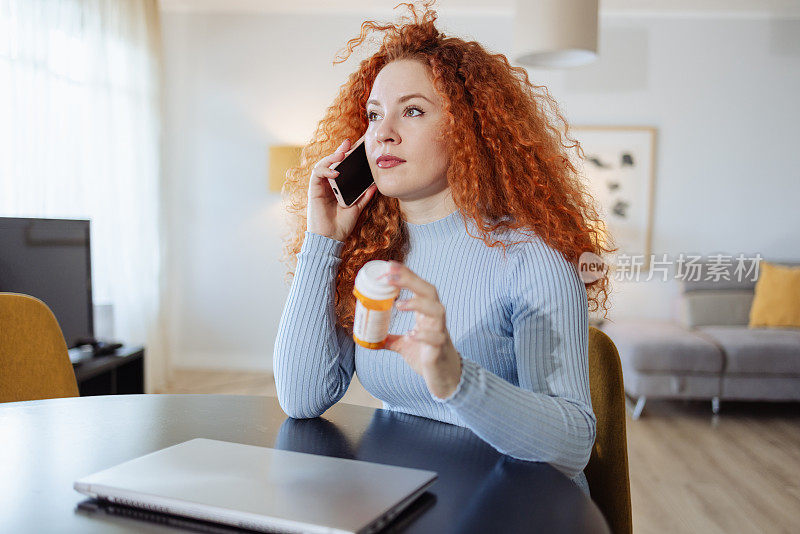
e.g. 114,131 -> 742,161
382,261 -> 463,400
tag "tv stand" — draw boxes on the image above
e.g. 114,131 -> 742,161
72,345 -> 144,396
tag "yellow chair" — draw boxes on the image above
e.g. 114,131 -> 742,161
0,292 -> 80,403
585,326 -> 633,534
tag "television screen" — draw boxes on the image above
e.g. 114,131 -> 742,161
0,217 -> 94,348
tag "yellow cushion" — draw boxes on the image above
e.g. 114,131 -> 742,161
748,262 -> 800,328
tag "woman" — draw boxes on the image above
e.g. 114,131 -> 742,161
274,1 -> 614,495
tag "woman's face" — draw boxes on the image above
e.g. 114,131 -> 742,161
364,59 -> 450,202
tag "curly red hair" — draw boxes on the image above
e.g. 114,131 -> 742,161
281,0 -> 616,333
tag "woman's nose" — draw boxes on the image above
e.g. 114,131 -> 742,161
373,116 -> 399,144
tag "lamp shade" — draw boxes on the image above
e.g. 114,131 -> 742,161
513,0 -> 598,68
268,145 -> 303,193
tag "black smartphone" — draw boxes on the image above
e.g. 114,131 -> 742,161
328,136 -> 375,208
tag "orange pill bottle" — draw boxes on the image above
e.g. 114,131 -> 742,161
352,260 -> 399,349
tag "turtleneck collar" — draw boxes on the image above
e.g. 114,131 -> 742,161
403,209 -> 466,244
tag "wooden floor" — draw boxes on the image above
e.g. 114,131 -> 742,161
159,369 -> 800,533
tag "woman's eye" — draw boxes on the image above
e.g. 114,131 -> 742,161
366,107 -> 424,121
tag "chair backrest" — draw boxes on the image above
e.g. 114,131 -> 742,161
585,326 -> 632,534
0,293 -> 79,403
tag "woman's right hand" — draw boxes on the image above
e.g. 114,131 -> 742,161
307,135 -> 379,242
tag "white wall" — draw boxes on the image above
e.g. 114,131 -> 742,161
161,10 -> 800,371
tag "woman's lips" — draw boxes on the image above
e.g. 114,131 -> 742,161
377,159 -> 405,169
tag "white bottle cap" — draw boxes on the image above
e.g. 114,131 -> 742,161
354,260 -> 400,301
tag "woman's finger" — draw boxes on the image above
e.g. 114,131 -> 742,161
407,328 -> 447,348
315,152 -> 345,172
386,262 -> 438,300
396,297 -> 445,320
308,167 -> 340,200
311,165 -> 340,179
383,333 -> 403,353
416,313 -> 443,332
354,183 -> 378,210
314,139 -> 351,170
312,169 -> 340,184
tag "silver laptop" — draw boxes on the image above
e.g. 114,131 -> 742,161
74,438 -> 437,534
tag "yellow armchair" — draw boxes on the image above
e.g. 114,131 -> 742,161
0,293 -> 79,403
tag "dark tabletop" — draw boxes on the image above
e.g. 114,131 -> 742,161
0,394 -> 609,533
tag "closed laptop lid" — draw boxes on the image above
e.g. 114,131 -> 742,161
74,438 -> 437,534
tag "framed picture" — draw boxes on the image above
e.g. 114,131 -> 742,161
568,126 -> 658,272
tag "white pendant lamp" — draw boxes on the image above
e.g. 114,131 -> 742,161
513,0 -> 599,68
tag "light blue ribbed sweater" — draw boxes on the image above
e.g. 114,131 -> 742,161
273,209 -> 596,495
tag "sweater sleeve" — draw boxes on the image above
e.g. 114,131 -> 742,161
273,231 -> 356,419
434,240 -> 596,479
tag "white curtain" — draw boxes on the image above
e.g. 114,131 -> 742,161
0,0 -> 168,392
